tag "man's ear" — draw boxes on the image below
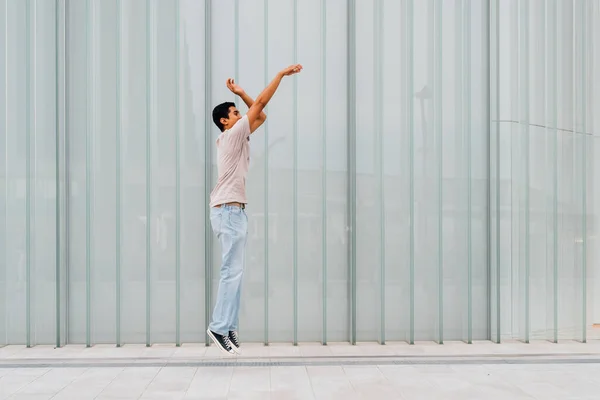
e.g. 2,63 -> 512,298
220,117 -> 228,127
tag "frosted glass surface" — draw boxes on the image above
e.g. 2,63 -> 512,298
1,0 -> 599,345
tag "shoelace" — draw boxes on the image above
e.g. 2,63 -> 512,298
222,335 -> 233,349
229,331 -> 240,347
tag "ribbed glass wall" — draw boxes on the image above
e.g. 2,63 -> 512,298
1,0 -> 598,346
490,0 -> 600,343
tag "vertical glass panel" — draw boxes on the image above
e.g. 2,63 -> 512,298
179,0 -> 206,344
32,0 -> 58,345
412,0 -> 438,342
489,0 -> 500,343
589,136 -> 600,340
495,0 -> 514,307
545,0 -> 558,343
556,1 -> 576,341
91,0 -> 117,344
518,0 -> 530,343
66,0 -> 88,344
296,0 -> 324,343
441,0 -> 467,341
382,0 -> 409,343
469,0 -> 489,340
498,122 -> 513,340
588,1 -> 600,341
572,0 -> 586,343
237,0 -> 266,343
0,0 -> 7,344
120,0 -> 148,344
56,0 -> 68,348
354,0 -> 379,342
527,0 -> 549,341
324,0 -> 349,343
151,0 -> 177,344
264,0 -> 295,343
3,0 -> 28,344
433,0 -> 443,344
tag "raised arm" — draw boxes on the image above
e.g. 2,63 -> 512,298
226,79 -> 267,132
245,64 -> 303,133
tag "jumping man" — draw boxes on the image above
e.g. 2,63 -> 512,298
207,64 -> 303,354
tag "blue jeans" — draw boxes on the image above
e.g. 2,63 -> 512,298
208,205 -> 247,336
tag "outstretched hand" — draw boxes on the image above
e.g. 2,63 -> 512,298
226,78 -> 245,96
280,64 -> 303,77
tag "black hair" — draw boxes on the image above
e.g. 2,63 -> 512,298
212,102 -> 236,132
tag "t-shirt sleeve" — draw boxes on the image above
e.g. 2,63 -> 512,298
231,115 -> 251,145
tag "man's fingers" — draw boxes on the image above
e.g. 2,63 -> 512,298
285,64 -> 303,75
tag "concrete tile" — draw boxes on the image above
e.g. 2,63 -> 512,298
327,343 -> 362,357
343,366 -> 387,383
307,366 -> 355,399
0,369 -> 50,398
140,366 -> 196,398
268,344 -> 301,358
5,347 -> 58,360
392,384 -> 454,400
76,345 -> 131,360
14,368 -> 86,395
5,341 -> 600,400
140,345 -> 177,359
139,392 -> 185,400
185,367 -> 233,399
299,344 -> 332,358
172,345 -> 207,359
516,381 -> 572,399
357,343 -> 401,356
0,346 -> 27,359
50,367 -> 124,400
95,367 -> 161,399
344,365 -> 401,398
350,382 -> 404,399
0,369 -> 15,379
313,388 -> 360,400
428,371 -> 537,399
270,390 -> 315,400
377,365 -> 440,391
226,390 -> 271,400
233,343 -> 269,358
229,367 -> 270,393
270,366 -> 314,400
6,395 -> 55,400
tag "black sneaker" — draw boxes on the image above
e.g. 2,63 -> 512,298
229,331 -> 241,354
207,329 -> 235,355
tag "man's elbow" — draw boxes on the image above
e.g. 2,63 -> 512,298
259,112 -> 267,121
254,98 -> 268,109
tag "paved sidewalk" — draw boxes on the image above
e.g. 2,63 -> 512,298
1,341 -> 600,399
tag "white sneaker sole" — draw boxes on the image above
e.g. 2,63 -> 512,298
230,343 -> 241,355
207,329 -> 235,355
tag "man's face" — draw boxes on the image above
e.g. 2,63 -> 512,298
222,106 -> 242,130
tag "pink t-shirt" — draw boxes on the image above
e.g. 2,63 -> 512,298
209,115 -> 251,207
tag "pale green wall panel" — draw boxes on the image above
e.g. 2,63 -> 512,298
2,0 -> 600,346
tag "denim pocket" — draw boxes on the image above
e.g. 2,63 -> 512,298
210,207 -> 223,236
228,207 -> 247,235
